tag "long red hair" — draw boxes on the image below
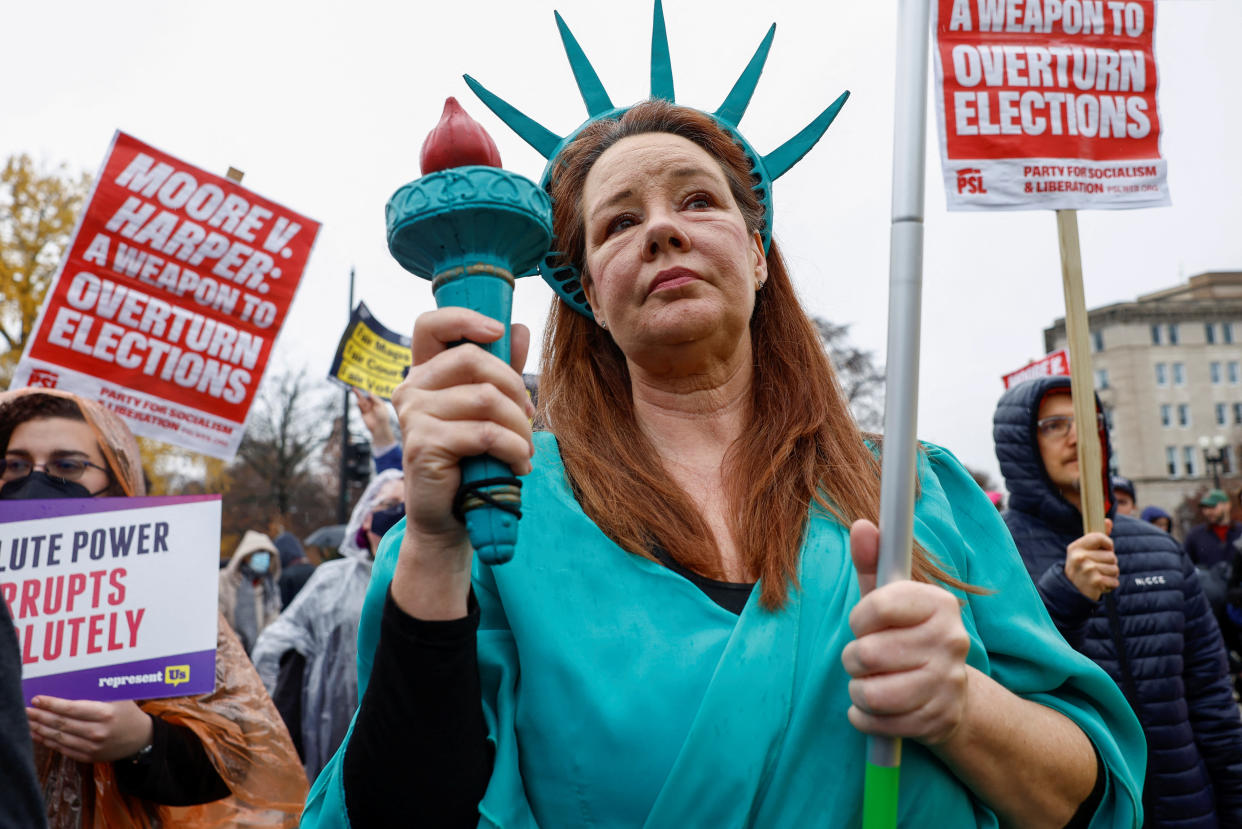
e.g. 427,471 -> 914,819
538,100 -> 957,608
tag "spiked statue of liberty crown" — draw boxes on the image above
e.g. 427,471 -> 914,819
463,0 -> 849,319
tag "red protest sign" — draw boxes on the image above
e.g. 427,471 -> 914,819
12,132 -> 320,460
933,0 -> 1169,210
1002,348 -> 1070,388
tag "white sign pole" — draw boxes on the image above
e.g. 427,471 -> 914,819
866,0 -> 932,825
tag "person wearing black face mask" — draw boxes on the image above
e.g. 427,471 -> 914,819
251,469 -> 404,780
0,413 -> 123,504
0,389 -> 131,829
0,389 -> 309,827
0,466 -> 108,500
367,500 -> 406,543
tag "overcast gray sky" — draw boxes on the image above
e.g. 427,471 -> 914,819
4,0 -> 1239,486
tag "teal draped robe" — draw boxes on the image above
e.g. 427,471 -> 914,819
303,433 -> 1145,827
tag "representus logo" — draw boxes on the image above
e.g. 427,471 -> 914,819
956,168 -> 988,194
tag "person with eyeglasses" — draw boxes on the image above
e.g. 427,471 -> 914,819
0,388 -> 309,827
994,375 -> 1242,828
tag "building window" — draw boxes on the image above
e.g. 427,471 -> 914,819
1173,362 -> 1186,386
1168,323 -> 1179,345
1235,403 -> 1242,425
1095,368 -> 1109,390
1211,362 -> 1222,384
1206,322 -> 1217,344
1155,363 -> 1167,386
1217,403 -> 1228,426
1225,323 -> 1235,345
1178,404 -> 1191,427
1225,446 -> 1236,475
1167,446 -> 1178,476
1151,324 -> 1162,345
1230,361 -> 1240,385
1183,446 -> 1196,476
1160,404 -> 1171,427
1091,330 -> 1104,352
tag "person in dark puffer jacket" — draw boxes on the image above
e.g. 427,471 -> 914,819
994,375 -> 1242,828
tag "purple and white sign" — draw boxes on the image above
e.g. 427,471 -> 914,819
0,495 -> 221,703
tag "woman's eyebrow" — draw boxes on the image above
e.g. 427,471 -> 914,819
668,165 -> 715,181
592,187 -> 635,216
591,166 -> 719,217
48,449 -> 92,458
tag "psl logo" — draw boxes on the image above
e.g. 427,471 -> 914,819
164,665 -> 190,687
28,369 -> 59,388
956,168 -> 988,194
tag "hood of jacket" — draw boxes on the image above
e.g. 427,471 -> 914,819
993,375 -> 1114,535
223,530 -> 282,579
274,531 -> 306,567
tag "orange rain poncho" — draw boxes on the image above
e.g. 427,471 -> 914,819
1,389 -> 308,827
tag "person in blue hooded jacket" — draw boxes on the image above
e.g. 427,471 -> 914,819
994,374 -> 1242,827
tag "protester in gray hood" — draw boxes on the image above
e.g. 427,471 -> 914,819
250,469 -> 404,780
219,530 -> 283,656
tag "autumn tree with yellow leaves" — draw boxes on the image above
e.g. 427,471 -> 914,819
0,153 -> 92,385
0,153 -> 232,499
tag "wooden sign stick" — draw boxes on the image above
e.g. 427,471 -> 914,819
1056,208 -> 1107,535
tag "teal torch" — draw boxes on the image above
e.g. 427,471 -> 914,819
386,98 -> 553,564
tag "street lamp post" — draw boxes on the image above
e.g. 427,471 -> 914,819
1198,434 -> 1227,489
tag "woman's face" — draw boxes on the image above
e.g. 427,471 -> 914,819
4,417 -> 111,495
363,478 -> 405,552
579,133 -> 766,363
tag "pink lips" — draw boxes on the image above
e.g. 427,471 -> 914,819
648,267 -> 700,295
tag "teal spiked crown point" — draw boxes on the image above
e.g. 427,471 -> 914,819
466,0 -> 849,318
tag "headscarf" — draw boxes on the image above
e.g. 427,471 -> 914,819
3,389 -> 307,826
0,388 -> 145,496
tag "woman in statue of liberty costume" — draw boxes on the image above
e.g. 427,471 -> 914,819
303,6 -> 1146,827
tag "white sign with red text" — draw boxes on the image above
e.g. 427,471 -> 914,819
1003,348 -> 1071,388
933,0 -> 1169,210
0,496 -> 220,703
12,132 -> 320,460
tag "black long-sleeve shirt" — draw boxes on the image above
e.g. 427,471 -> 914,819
112,714 -> 231,806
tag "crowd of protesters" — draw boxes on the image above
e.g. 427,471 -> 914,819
4,356 -> 1242,828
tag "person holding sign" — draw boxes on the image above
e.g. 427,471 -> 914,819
994,376 -> 1242,826
0,389 -> 307,828
299,21 -> 1145,818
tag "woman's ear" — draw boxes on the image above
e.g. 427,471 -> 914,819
580,272 -> 606,328
751,230 -> 768,289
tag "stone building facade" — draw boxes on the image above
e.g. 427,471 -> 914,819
1043,271 -> 1242,528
